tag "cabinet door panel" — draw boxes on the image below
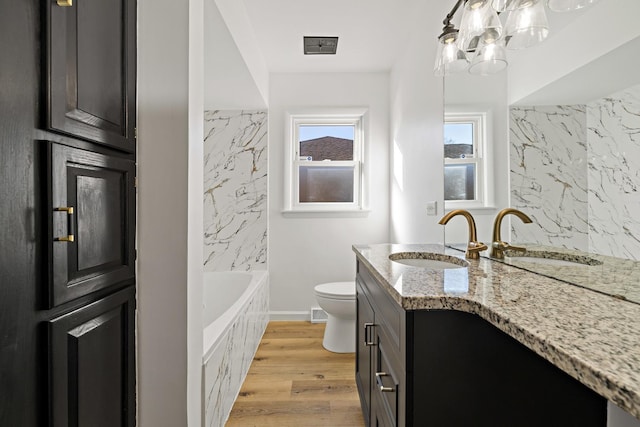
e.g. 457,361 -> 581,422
47,142 -> 135,307
356,279 -> 375,425
46,0 -> 136,152
49,286 -> 135,427
375,337 -> 399,427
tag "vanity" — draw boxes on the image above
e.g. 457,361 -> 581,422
354,243 -> 640,427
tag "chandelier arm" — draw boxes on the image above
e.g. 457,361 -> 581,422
443,0 -> 467,27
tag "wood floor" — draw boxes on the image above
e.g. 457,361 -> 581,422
226,321 -> 365,427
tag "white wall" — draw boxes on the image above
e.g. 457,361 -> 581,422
187,0 -> 205,424
213,0 -> 269,105
444,72 -> 510,245
204,1 -> 267,109
508,0 -> 640,104
388,1 -> 450,244
138,0 -> 203,425
268,72 -> 390,317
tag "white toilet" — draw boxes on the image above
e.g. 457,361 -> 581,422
313,281 -> 356,353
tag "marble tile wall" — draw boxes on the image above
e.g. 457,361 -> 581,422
202,275 -> 269,427
203,110 -> 268,271
509,105 -> 589,250
510,84 -> 640,260
587,84 -> 640,260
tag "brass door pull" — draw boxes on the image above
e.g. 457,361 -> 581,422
56,0 -> 73,6
55,206 -> 75,242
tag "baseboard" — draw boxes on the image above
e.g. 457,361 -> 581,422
269,311 -> 310,321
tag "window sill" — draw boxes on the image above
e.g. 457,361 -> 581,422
282,209 -> 371,218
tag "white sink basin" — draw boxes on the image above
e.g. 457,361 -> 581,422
389,252 -> 469,269
505,256 -> 586,267
504,251 -> 602,267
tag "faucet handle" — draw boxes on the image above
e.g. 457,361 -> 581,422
493,241 -> 526,253
505,243 -> 526,253
466,241 -> 488,259
491,240 -> 526,258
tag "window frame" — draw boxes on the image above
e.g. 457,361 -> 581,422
284,109 -> 367,213
444,112 -> 489,209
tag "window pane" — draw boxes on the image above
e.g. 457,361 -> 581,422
444,164 -> 476,201
444,123 -> 474,159
299,125 -> 354,161
299,166 -> 354,203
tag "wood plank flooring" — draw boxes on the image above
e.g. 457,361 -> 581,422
226,321 -> 365,427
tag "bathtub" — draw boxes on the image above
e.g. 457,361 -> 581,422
201,271 -> 269,427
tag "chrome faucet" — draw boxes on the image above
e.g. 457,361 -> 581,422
439,209 -> 487,259
491,208 -> 533,259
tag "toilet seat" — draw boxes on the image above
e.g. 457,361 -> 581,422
314,282 -> 355,300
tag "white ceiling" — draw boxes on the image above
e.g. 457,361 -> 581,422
240,0 -> 431,73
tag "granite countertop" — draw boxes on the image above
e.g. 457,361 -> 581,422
353,243 -> 640,420
499,244 -> 640,304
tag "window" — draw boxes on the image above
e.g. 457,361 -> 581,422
444,112 -> 487,208
285,110 -> 366,212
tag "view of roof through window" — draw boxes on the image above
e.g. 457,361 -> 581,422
299,125 -> 354,161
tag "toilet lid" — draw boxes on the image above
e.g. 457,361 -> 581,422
314,282 -> 355,299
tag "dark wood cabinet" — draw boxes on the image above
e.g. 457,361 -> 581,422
356,260 -> 607,427
49,286 -> 135,427
45,142 -> 136,307
46,0 -> 136,152
0,0 -> 136,425
356,263 -> 405,426
356,280 -> 375,425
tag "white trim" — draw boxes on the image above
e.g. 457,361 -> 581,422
284,108 -> 369,213
444,111 -> 492,209
269,311 -> 312,321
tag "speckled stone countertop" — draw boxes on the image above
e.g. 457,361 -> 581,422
353,243 -> 640,420
499,244 -> 640,304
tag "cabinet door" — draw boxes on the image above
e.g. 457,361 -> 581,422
373,334 -> 399,427
48,286 -> 135,427
46,0 -> 136,152
46,142 -> 135,307
356,279 -> 375,426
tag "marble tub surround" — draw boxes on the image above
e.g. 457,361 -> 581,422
353,243 -> 640,420
203,110 -> 268,271
509,84 -> 640,261
587,84 -> 640,260
202,273 -> 269,427
510,105 -> 589,251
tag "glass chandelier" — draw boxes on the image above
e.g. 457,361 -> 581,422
434,0 -> 599,76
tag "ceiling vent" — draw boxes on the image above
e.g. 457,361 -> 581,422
303,36 -> 339,55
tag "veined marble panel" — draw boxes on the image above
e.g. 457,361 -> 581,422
587,84 -> 640,260
204,110 -> 268,271
203,275 -> 269,427
509,106 -> 589,251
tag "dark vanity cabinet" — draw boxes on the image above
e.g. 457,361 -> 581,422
355,260 -> 607,427
356,264 -> 406,427
0,0 -> 136,425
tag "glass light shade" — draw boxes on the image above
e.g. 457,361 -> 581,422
493,0 -> 540,12
547,0 -> 599,12
434,34 -> 469,76
468,41 -> 508,75
504,0 -> 549,49
457,0 -> 503,52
